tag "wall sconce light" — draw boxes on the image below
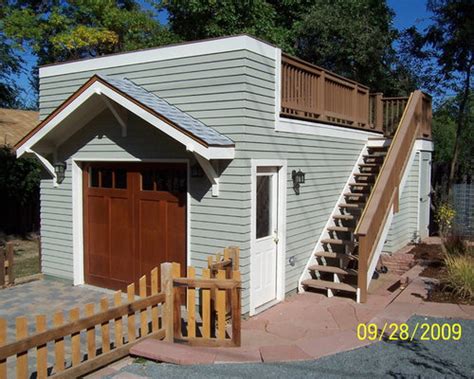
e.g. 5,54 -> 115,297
292,169 -> 305,195
190,162 -> 204,178
54,161 -> 67,184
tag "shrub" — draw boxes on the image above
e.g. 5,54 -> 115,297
444,233 -> 469,256
442,255 -> 474,300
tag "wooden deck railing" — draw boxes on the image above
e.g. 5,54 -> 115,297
0,248 -> 242,378
0,243 -> 14,287
281,54 -> 432,138
281,54 -> 374,131
355,91 -> 432,302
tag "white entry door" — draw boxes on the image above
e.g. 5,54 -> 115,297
253,167 -> 279,308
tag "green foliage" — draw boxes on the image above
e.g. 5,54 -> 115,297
3,0 -> 180,65
443,254 -> 474,300
0,146 -> 41,205
158,0 -> 294,52
293,0 -> 399,93
0,4 -> 23,108
432,95 -> 474,177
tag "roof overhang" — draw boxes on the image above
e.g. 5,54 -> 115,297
15,76 -> 235,161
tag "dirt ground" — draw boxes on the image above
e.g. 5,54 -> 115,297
412,242 -> 473,305
0,233 -> 41,279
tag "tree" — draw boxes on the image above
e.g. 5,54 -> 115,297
3,0 -> 180,107
293,0 -> 400,93
156,0 -> 296,52
4,0 -> 179,65
0,3 -> 23,108
404,0 -> 473,194
158,0 -> 410,94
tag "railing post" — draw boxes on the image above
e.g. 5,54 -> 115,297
352,84 -> 358,124
160,262 -> 174,342
374,93 -> 383,133
6,243 -> 14,285
317,71 -> 325,119
0,248 -> 4,287
357,236 -> 368,303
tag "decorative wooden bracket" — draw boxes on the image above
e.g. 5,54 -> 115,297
26,148 -> 58,187
193,153 -> 220,197
101,94 -> 128,137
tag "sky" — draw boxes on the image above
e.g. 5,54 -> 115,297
15,0 -> 432,107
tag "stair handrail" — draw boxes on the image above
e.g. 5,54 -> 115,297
355,90 -> 429,302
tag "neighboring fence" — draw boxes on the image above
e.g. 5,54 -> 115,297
280,53 -> 432,139
0,247 -> 242,378
453,183 -> 474,238
0,242 -> 14,287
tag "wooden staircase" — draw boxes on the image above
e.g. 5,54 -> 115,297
301,144 -> 389,298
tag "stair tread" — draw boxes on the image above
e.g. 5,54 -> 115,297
333,214 -> 355,220
302,279 -> 357,293
327,226 -> 354,232
308,264 -> 358,276
349,182 -> 370,186
354,173 -> 376,177
359,163 -> 380,167
321,238 -> 352,245
344,192 -> 366,197
315,251 -> 358,260
339,202 -> 364,208
368,145 -> 389,150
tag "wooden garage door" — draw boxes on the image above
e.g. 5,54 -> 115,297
83,163 -> 187,291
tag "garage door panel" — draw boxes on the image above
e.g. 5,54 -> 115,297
166,201 -> 186,264
84,163 -> 187,292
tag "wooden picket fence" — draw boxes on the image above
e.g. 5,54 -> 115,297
0,247 -> 241,378
0,242 -> 14,287
170,247 -> 241,347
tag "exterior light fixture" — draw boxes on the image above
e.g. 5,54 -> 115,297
191,162 -> 204,178
54,161 -> 67,184
292,169 -> 305,195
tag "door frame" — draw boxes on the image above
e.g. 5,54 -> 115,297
249,159 -> 287,316
71,157 -> 191,286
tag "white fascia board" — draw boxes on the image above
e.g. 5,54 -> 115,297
276,117 -> 382,141
18,82 -> 234,161
17,85 -> 99,157
40,35 -> 277,78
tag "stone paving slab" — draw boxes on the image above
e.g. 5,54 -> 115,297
259,344 -> 311,362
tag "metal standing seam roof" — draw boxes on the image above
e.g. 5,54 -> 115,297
97,74 -> 234,147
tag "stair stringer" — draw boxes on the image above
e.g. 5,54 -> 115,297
297,143 -> 369,294
364,139 -> 420,291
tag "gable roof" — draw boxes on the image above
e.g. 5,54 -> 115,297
0,108 -> 39,147
15,74 -> 235,160
97,74 -> 234,146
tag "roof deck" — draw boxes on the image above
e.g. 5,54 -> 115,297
280,54 -> 432,138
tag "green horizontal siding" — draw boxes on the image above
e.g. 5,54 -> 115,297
383,153 -> 420,253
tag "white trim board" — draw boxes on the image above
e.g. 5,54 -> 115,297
249,159 -> 287,316
71,157 -> 191,286
40,36 -> 277,78
276,118 -> 382,141
17,81 -> 235,162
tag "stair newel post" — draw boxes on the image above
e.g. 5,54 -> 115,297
161,262 -> 174,342
357,236 -> 368,303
